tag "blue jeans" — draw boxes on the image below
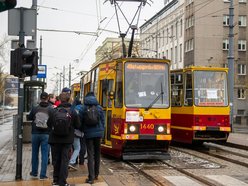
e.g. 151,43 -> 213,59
69,137 -> 81,164
31,133 -> 49,178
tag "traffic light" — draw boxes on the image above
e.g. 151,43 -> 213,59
0,0 -> 16,12
10,48 -> 38,77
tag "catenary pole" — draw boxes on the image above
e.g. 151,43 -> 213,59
228,0 -> 234,131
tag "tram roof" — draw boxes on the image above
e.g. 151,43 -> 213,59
171,66 -> 228,73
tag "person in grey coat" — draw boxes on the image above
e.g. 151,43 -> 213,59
80,92 -> 105,184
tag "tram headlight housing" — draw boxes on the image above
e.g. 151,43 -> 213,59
158,126 -> 165,133
155,125 -> 167,134
127,124 -> 139,134
129,125 -> 136,132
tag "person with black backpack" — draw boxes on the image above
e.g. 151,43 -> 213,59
79,92 -> 105,184
48,92 -> 81,186
28,92 -> 54,180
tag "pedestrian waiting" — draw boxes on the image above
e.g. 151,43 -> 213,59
80,92 -> 105,184
28,92 -> 54,180
48,92 -> 81,186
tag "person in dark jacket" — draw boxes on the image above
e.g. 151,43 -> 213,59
48,92 -> 81,186
28,92 -> 54,180
80,92 -> 105,184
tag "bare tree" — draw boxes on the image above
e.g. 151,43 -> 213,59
0,35 -> 11,103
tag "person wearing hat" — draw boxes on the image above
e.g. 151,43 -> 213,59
28,92 -> 54,180
62,87 -> 71,94
79,92 -> 105,184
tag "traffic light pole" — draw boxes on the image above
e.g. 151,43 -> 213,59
15,7 -> 25,180
15,77 -> 24,180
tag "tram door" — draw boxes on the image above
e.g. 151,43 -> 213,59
100,79 -> 114,146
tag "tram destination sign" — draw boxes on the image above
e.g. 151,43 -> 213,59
126,63 -> 166,71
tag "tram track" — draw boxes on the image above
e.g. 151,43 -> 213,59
125,159 -> 216,186
124,161 -> 166,186
159,160 -> 217,186
171,144 -> 248,169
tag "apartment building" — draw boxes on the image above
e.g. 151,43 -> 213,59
140,0 -> 248,126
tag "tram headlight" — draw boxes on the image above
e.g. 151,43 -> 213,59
158,126 -> 165,133
129,125 -> 136,132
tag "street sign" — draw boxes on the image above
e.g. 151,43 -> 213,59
8,8 -> 36,36
37,65 -> 47,78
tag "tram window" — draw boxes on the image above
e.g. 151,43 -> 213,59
176,74 -> 183,84
184,73 -> 193,106
115,63 -> 123,108
171,85 -> 183,106
171,74 -> 175,84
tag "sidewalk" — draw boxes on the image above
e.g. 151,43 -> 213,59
227,132 -> 248,147
0,130 -> 247,186
0,140 -> 109,186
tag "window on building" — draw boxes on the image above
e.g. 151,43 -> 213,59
179,44 -> 182,62
239,0 -> 247,3
238,40 -> 246,51
180,19 -> 183,37
162,30 -> 165,46
176,21 -> 178,38
238,88 -> 246,99
239,16 -> 247,27
171,25 -> 174,40
223,15 -> 229,26
237,109 -> 245,115
170,47 -> 173,61
175,46 -> 178,63
166,28 -> 169,44
223,39 -> 229,50
238,64 -> 246,75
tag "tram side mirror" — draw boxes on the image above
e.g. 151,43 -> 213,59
109,91 -> 115,100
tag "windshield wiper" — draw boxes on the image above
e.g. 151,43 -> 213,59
145,91 -> 164,111
145,82 -> 164,111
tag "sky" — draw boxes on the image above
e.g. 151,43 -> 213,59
0,0 -> 165,93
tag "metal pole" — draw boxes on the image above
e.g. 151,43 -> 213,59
69,63 -> 71,88
228,0 -> 234,131
63,66 -> 65,88
31,0 -> 37,47
15,7 -> 25,180
156,18 -> 158,58
39,36 -> 42,65
15,78 -> 24,180
59,73 -> 62,92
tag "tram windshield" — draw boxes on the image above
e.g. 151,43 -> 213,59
124,62 -> 169,108
194,71 -> 228,106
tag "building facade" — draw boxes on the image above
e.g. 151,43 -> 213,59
94,37 -> 140,67
140,0 -> 248,126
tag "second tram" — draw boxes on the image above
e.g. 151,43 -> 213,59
170,66 -> 231,144
80,58 -> 172,160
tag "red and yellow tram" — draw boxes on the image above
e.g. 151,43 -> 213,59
171,66 -> 231,144
80,58 -> 172,160
70,83 -> 80,101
